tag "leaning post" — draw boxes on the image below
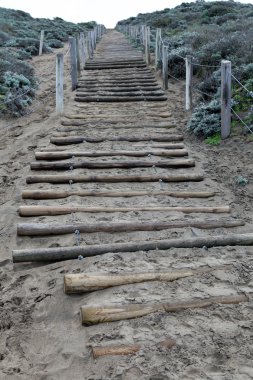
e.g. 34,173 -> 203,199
221,60 -> 232,139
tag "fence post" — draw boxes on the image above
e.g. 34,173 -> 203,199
185,55 -> 193,111
76,35 -> 81,76
39,30 -> 44,56
69,37 -> 78,91
56,53 -> 64,115
162,45 -> 168,90
144,26 -> 150,65
221,60 -> 231,139
155,28 -> 161,69
80,32 -> 86,68
88,31 -> 94,57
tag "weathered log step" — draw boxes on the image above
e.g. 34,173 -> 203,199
78,83 -> 158,88
60,120 -> 171,126
75,96 -> 168,102
50,135 -> 184,145
64,113 -> 171,119
60,120 -> 172,128
17,219 -> 243,236
78,80 -> 157,84
18,205 -> 230,217
84,64 -> 147,70
64,265 -> 232,294
22,190 -> 216,200
30,159 -> 195,170
80,295 -> 248,325
77,87 -> 161,92
84,60 -> 146,64
34,149 -> 189,160
12,233 -> 253,262
85,59 -> 145,64
26,173 -> 203,184
76,91 -> 165,97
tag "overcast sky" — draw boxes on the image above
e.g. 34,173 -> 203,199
0,0 -> 252,27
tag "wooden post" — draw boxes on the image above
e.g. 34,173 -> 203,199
185,55 -> 193,111
56,53 -> 64,115
155,28 -> 161,69
76,35 -> 81,76
80,32 -> 86,68
39,30 -> 44,56
144,26 -> 150,65
162,45 -> 168,90
86,35 -> 90,60
88,31 -> 94,57
69,37 -> 78,91
221,60 -> 231,139
93,28 -> 97,48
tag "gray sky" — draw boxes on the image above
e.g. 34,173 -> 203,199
0,0 -> 252,27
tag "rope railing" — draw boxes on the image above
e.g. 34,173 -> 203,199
118,23 -> 252,139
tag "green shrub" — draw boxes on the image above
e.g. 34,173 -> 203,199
187,99 -> 221,137
2,71 -> 35,116
46,39 -> 64,48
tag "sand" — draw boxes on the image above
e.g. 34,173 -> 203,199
0,32 -> 253,380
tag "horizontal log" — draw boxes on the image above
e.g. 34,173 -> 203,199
64,265 -> 231,294
75,96 -> 168,102
18,205 -> 230,217
84,65 -> 147,69
92,344 -> 141,358
21,190 -> 216,200
78,82 -> 157,87
80,294 -> 248,325
34,149 -> 188,160
26,173 -> 203,184
50,135 -> 184,145
61,120 -> 172,128
17,219 -> 243,236
12,233 -> 253,262
30,159 -> 195,170
76,91 -> 165,97
64,113 -> 171,119
77,87 -> 161,92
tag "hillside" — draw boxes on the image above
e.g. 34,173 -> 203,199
117,0 -> 253,140
0,7 -> 95,116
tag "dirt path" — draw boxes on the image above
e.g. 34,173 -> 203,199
0,30 -> 252,380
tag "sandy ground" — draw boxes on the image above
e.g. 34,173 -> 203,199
0,31 -> 253,380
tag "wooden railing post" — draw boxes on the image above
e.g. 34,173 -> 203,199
76,34 -> 81,76
144,26 -> 150,65
69,37 -> 78,91
39,30 -> 44,56
162,45 -> 168,90
221,60 -> 231,139
56,53 -> 64,115
89,31 -> 94,57
185,55 -> 193,111
86,35 -> 90,60
155,28 -> 161,69
80,32 -> 86,68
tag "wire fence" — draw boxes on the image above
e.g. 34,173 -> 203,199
118,23 -> 253,137
1,25 -> 104,123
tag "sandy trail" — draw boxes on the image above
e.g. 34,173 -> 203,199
0,30 -> 253,380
